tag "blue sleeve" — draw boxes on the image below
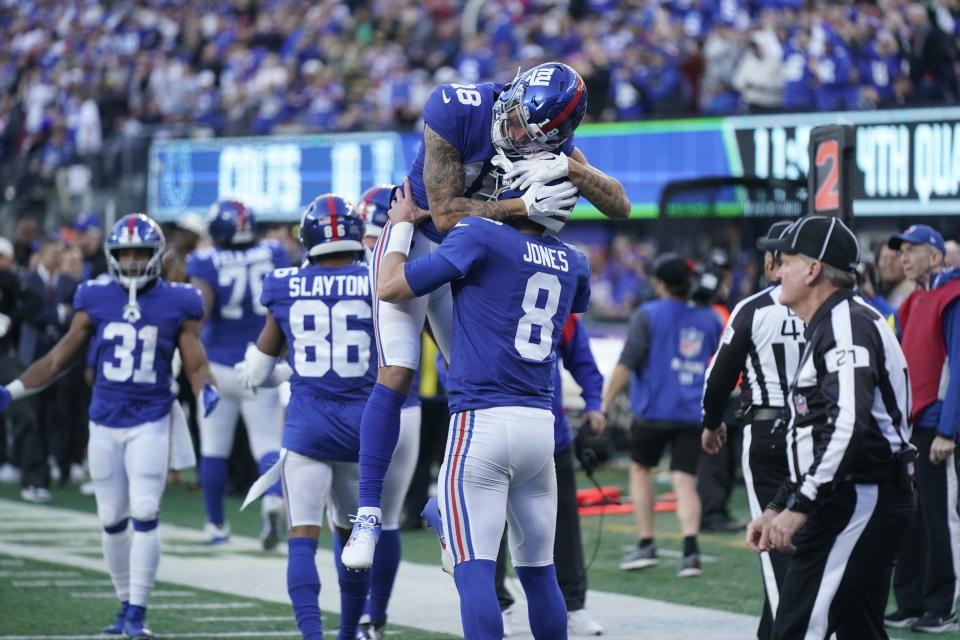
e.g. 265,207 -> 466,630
183,285 -> 204,321
272,242 -> 291,268
405,253 -> 463,297
938,300 -> 960,439
185,253 -> 213,286
559,316 -> 603,413
260,272 -> 277,309
422,84 -> 465,150
571,250 -> 591,313
431,219 -> 488,276
73,283 -> 89,313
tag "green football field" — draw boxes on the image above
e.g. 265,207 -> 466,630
0,466 -> 953,639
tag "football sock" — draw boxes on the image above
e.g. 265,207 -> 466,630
334,530 -> 370,640
639,537 -> 654,548
454,560 -> 502,640
129,519 -> 160,607
258,451 -> 282,498
683,535 -> 699,556
286,537 -> 323,640
515,564 -> 568,639
365,528 -> 401,625
101,520 -> 131,602
358,384 -> 406,509
199,456 -> 229,526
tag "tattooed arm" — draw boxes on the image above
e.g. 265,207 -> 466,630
424,126 -> 526,233
567,147 -> 631,219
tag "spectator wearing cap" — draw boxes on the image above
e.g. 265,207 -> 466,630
701,220 -> 804,640
748,215 -> 914,639
885,224 -> 960,633
71,212 -> 106,279
603,254 -> 723,578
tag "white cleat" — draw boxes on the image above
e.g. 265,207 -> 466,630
421,498 -> 454,575
568,608 -> 604,636
341,513 -> 381,570
202,521 -> 231,545
502,605 -> 514,637
260,495 -> 285,551
0,463 -> 20,484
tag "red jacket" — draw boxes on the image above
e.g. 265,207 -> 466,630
899,278 -> 960,422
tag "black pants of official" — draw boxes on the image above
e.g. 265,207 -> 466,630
0,351 -> 48,488
892,427 -> 960,617
773,480 -> 915,640
495,446 -> 586,612
743,419 -> 791,640
51,366 -> 88,483
698,422 -> 743,526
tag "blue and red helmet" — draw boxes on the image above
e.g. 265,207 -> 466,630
352,185 -> 396,240
300,194 -> 364,257
491,62 -> 588,158
105,213 -> 166,288
207,199 -> 255,246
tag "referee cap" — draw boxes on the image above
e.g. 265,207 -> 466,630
766,216 -> 860,272
756,220 -> 794,251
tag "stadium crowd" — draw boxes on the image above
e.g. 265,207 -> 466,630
2,0 -> 960,174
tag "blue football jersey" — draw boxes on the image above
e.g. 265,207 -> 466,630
185,240 -> 289,366
261,262 -> 375,461
409,217 -> 590,413
75,279 -> 203,428
408,82 -> 575,243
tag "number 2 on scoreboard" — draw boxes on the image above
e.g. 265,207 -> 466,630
814,139 -> 840,212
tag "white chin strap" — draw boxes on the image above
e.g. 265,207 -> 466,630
122,278 -> 141,323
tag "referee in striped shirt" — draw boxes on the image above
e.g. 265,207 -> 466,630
747,216 -> 916,639
701,220 -> 803,640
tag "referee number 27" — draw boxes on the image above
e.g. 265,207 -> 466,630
515,272 -> 561,361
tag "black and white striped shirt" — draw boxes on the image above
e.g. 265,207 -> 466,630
701,285 -> 805,429
776,289 -> 911,513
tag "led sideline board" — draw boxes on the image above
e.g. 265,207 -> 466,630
147,107 -> 960,222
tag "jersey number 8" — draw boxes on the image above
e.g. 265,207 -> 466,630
289,299 -> 371,378
515,272 -> 562,361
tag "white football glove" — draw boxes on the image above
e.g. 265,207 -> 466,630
504,152 -> 570,191
235,343 -> 277,390
521,180 -> 579,217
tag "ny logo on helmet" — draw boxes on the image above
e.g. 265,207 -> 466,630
529,68 -> 556,87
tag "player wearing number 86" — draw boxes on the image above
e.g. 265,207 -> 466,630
235,193 -> 375,640
185,200 -> 289,548
377,179 -> 590,640
0,213 -> 219,639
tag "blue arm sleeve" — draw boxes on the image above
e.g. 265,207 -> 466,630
938,300 -> 960,438
559,317 -> 603,413
405,253 -> 463,298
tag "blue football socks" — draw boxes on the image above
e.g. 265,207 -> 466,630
453,560 -> 502,639
364,528 -> 401,625
333,530 -> 370,640
357,384 -> 406,509
199,456 -> 229,526
286,537 -> 323,640
515,564 -> 568,639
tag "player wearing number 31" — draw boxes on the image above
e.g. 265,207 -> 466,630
0,214 -> 219,640
378,178 -> 590,640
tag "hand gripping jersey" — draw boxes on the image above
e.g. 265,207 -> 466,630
185,240 -> 289,366
405,217 -> 590,413
74,278 -> 204,428
260,262 -> 375,461
407,82 -> 575,244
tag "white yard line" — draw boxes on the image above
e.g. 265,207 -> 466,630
0,498 -> 759,639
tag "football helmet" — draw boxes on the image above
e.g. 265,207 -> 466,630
300,194 -> 364,257
352,185 -> 396,239
105,213 -> 166,289
207,199 -> 255,246
491,62 -> 587,158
